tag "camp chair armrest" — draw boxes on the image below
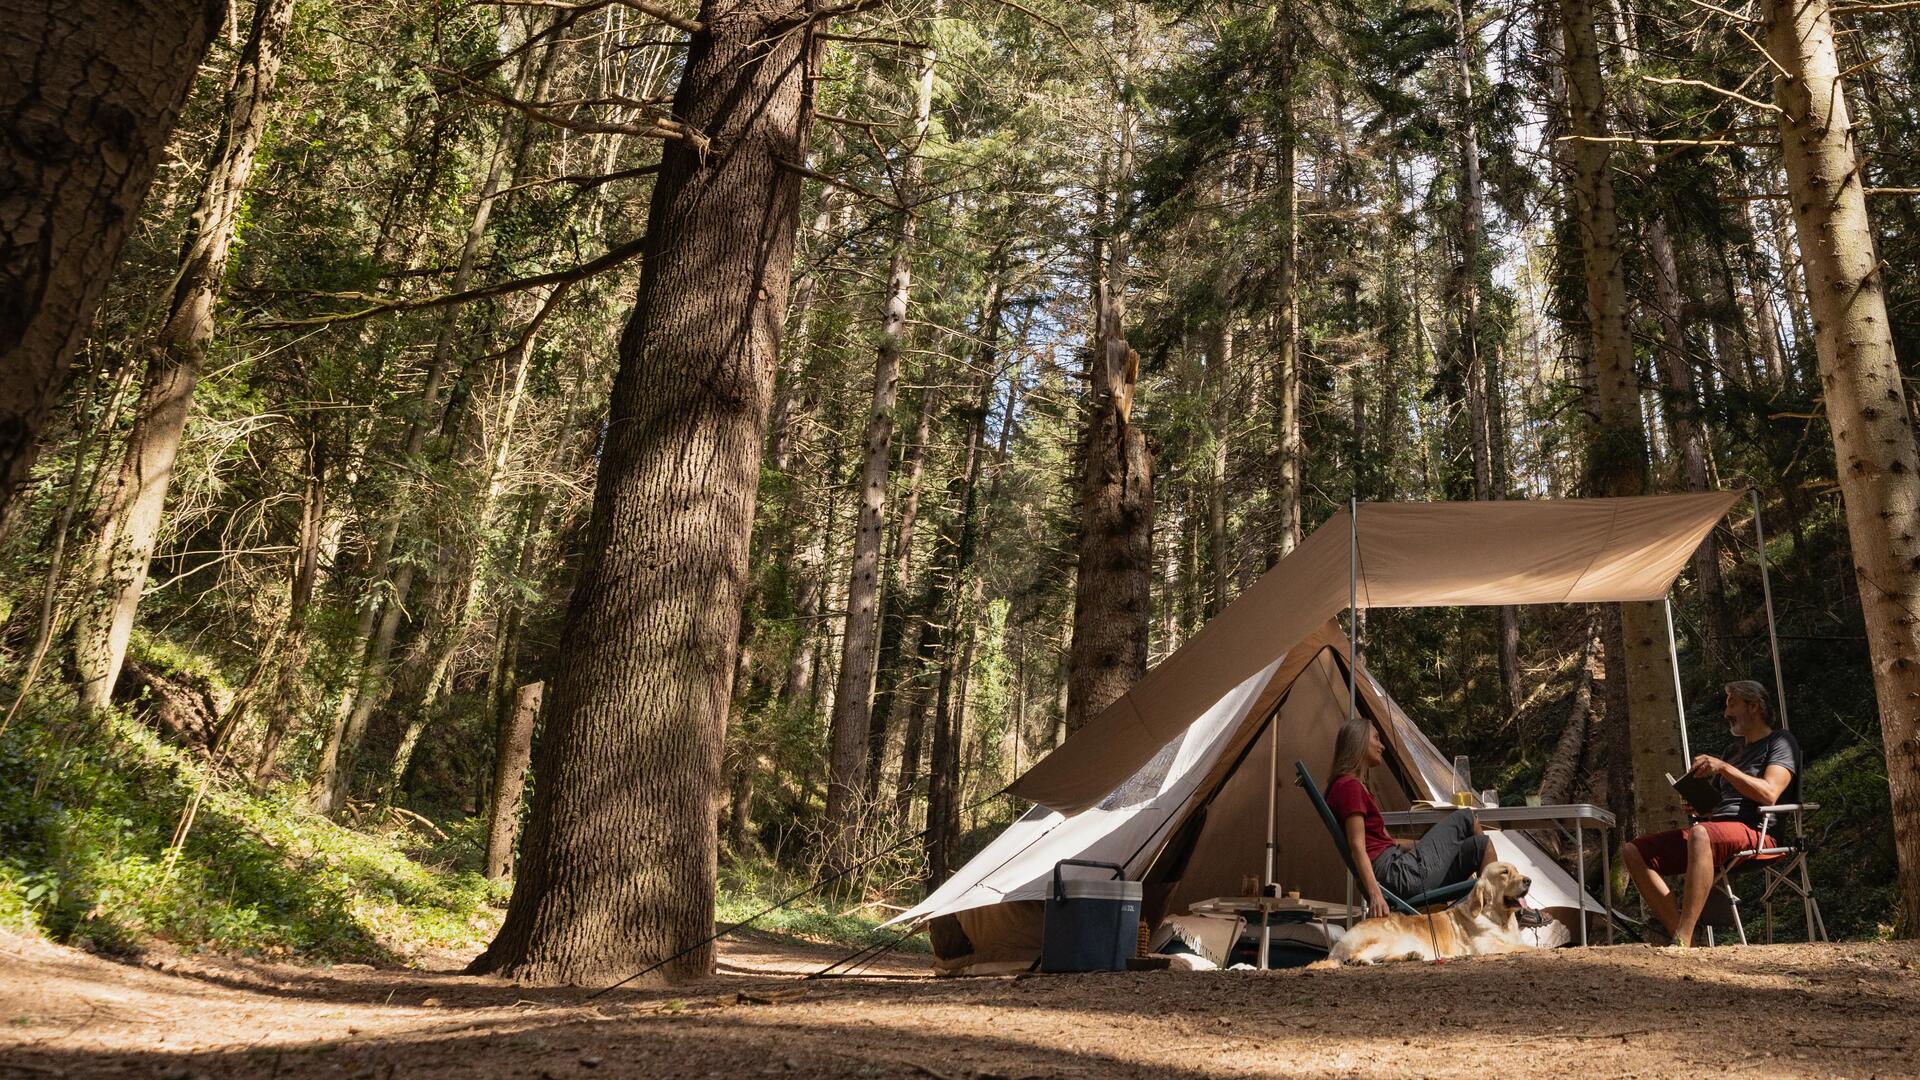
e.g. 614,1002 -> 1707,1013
1405,879 -> 1476,907
1759,803 -> 1815,813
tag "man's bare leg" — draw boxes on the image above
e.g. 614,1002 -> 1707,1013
1623,841 -> 1679,936
1672,824 -> 1716,946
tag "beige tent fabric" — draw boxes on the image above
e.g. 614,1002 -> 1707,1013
1151,648 -> 1412,915
1011,492 -> 1738,813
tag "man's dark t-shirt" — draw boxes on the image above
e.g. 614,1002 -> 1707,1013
1710,728 -> 1801,826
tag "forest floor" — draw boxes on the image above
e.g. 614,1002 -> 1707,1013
4,928 -> 1917,1079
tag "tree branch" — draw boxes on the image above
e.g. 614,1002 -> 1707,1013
816,31 -> 929,49
1639,75 -> 1780,114
496,162 -> 664,198
435,66 -> 709,151
482,0 -> 703,33
1834,0 -> 1920,12
1555,135 -> 1741,147
247,233 -> 649,330
775,158 -> 907,212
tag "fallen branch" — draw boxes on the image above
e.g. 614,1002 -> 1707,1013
388,804 -> 449,840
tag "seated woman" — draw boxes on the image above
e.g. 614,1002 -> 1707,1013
1325,716 -> 1493,918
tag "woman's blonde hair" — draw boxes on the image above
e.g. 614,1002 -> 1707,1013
1327,715 -> 1373,789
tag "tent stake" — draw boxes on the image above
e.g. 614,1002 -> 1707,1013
1664,596 -> 1691,765
1751,489 -> 1790,729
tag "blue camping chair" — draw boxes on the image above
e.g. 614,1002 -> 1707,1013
1294,760 -> 1475,919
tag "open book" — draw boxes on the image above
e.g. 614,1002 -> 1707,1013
1667,771 -> 1721,816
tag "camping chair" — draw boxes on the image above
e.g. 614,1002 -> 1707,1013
1702,803 -> 1827,946
1294,761 -> 1475,924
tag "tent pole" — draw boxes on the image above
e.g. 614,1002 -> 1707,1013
1664,596 -> 1691,764
1262,711 -> 1276,970
1349,497 -> 1358,725
1752,488 -> 1791,729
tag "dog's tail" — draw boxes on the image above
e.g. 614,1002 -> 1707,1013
1306,958 -> 1340,970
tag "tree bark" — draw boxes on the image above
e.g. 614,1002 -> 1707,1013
1065,87 -> 1155,737
318,21 -> 562,802
1452,0 -> 1522,717
824,34 -> 935,844
467,0 -> 817,985
1764,0 -> 1920,935
1559,0 -> 1687,836
0,0 -> 224,533
865,385 -> 937,799
1268,7 -> 1302,563
484,681 -> 543,879
70,0 -> 298,710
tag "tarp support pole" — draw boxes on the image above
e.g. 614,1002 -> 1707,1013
1664,596 -> 1691,764
1262,712 -> 1276,970
1348,497 -> 1358,725
1752,488 -> 1791,729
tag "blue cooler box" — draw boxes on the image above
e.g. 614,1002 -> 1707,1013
1039,860 -> 1143,973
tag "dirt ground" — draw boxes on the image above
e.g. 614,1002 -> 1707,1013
4,929 -> 1918,1079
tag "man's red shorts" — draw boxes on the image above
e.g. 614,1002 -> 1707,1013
1630,821 -> 1766,875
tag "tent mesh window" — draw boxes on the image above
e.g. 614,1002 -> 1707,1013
1097,738 -> 1181,811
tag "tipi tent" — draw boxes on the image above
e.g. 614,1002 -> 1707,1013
893,494 -> 1743,973
892,624 -> 1594,972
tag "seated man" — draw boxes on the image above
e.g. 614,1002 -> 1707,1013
1622,679 -> 1800,946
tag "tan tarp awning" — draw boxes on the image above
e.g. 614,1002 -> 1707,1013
1010,492 -> 1740,813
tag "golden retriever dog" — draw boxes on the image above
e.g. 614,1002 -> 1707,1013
1317,861 -> 1535,967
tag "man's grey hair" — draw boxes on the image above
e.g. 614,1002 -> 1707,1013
1724,680 -> 1772,721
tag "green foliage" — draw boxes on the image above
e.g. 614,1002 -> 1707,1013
0,701 -> 506,961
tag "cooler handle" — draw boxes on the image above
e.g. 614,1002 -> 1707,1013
1051,859 -> 1125,903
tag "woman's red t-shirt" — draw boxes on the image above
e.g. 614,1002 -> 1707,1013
1325,774 -> 1395,862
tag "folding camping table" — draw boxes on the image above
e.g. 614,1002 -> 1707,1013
1189,895 -> 1358,969
1381,803 -> 1617,946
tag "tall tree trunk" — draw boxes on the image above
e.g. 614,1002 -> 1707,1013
1065,86 -> 1155,737
0,0 -> 223,533
70,0 -> 298,710
1204,319 -> 1232,619
484,681 -> 543,879
1764,0 -> 1920,935
1453,0 -> 1522,716
1268,4 -> 1302,562
824,34 -> 935,844
927,390 -> 989,885
865,385 -> 937,799
467,0 -> 817,985
317,23 -> 562,808
1559,0 -> 1686,836
1646,219 -> 1731,654
253,419 -> 327,784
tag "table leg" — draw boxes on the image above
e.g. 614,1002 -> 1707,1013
1576,825 -> 1588,947
1603,827 -> 1614,945
1260,902 -> 1271,971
